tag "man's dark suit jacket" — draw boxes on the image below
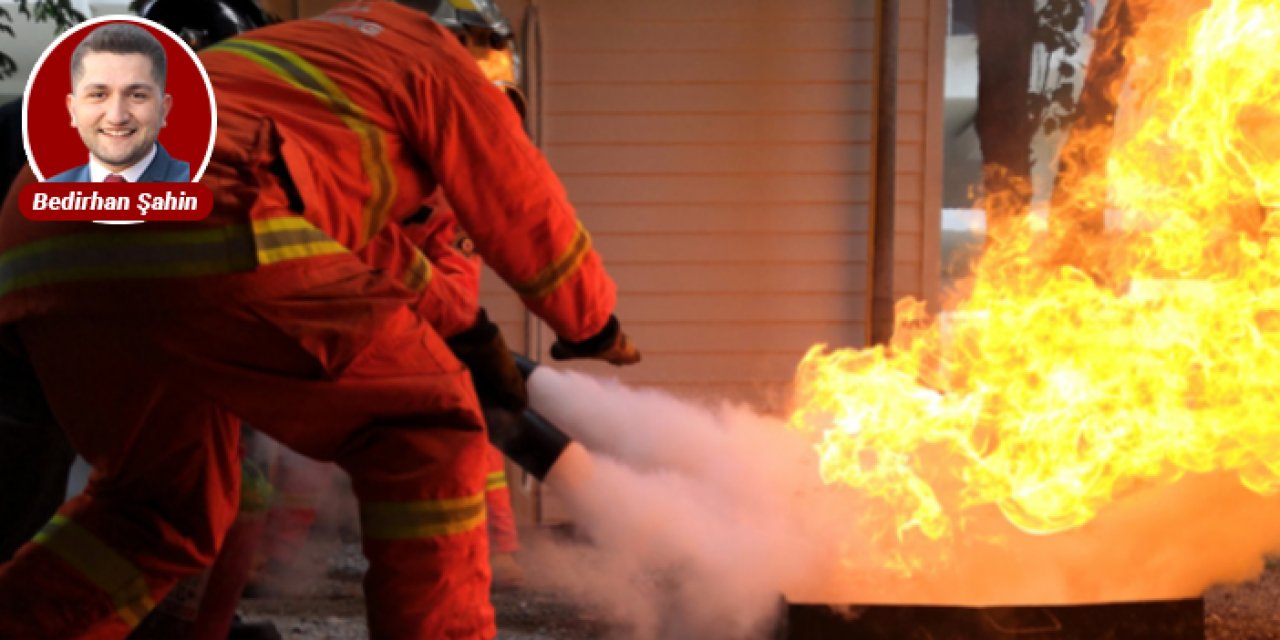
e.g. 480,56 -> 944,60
48,143 -> 190,182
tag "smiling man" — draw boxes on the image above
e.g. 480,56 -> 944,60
51,23 -> 189,183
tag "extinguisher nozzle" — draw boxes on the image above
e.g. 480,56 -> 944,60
511,352 -> 538,379
483,405 -> 571,481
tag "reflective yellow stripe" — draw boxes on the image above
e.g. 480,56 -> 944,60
402,249 -> 433,293
447,0 -> 481,10
0,226 -> 256,296
252,217 -> 347,264
33,515 -> 155,628
511,222 -> 592,300
360,493 -> 486,541
212,39 -> 396,247
486,471 -> 507,492
0,218 -> 348,296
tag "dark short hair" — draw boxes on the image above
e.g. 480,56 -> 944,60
70,23 -> 167,91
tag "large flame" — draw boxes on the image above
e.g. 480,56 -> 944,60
789,0 -> 1280,570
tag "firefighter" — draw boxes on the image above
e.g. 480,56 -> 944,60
0,1 -> 641,639
257,204 -> 528,601
254,0 -> 531,596
8,0 -> 523,633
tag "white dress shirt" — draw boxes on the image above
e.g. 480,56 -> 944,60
88,144 -> 157,183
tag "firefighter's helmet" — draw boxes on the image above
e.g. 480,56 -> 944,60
430,0 -> 525,119
431,0 -> 513,48
131,0 -> 272,50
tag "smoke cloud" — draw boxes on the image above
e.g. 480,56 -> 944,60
522,366 -> 1280,639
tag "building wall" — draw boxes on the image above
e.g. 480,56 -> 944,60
482,0 -> 946,414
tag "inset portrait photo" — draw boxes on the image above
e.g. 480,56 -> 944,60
22,15 -> 216,183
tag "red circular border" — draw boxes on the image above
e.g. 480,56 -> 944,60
23,16 -> 214,182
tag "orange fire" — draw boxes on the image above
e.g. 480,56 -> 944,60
789,0 -> 1280,571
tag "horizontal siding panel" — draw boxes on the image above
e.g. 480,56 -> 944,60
894,173 -> 924,203
562,174 -> 870,204
897,82 -> 925,112
477,290 -> 524,319
544,369 -> 798,412
477,274 -> 526,350
483,305 -> 524,330
615,292 -> 866,323
544,83 -> 873,115
547,143 -> 871,174
634,382 -> 796,412
486,293 -> 869,336
477,289 -> 515,307
893,262 -> 923,295
899,51 -> 927,83
545,20 -> 873,53
520,0 -> 944,410
477,266 -> 506,293
897,111 -> 924,142
895,202 -> 923,233
899,19 -> 929,51
544,50 -> 873,84
894,231 -> 923,262
578,203 -> 871,234
607,263 -> 867,294
494,321 -> 528,353
540,0 -> 874,21
901,0 -> 930,20
584,353 -> 813,385
546,114 -> 871,144
625,322 -> 865,352
895,142 -> 923,173
594,232 -> 867,263
551,377 -> 789,403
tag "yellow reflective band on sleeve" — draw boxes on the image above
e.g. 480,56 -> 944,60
211,39 -> 396,247
0,216 -> 355,295
33,515 -> 155,628
0,218 -> 350,297
486,471 -> 507,492
447,0 -> 481,10
0,225 -> 257,297
251,217 -> 348,264
359,493 -> 486,541
402,248 -> 433,293
511,221 -> 592,300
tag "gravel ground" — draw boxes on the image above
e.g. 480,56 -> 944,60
1204,558 -> 1280,640
239,525 -> 610,640
238,525 -> 1280,640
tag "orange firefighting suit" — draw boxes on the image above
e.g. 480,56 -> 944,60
262,200 -> 521,577
386,199 -> 522,555
401,203 -> 522,555
483,447 -> 519,555
130,199 -> 525,639
0,2 -> 616,638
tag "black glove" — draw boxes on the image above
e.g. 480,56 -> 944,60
549,315 -> 642,366
446,309 -> 528,411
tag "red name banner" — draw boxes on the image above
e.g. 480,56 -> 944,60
19,182 -> 213,222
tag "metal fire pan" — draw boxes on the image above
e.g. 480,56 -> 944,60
778,598 -> 1204,639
